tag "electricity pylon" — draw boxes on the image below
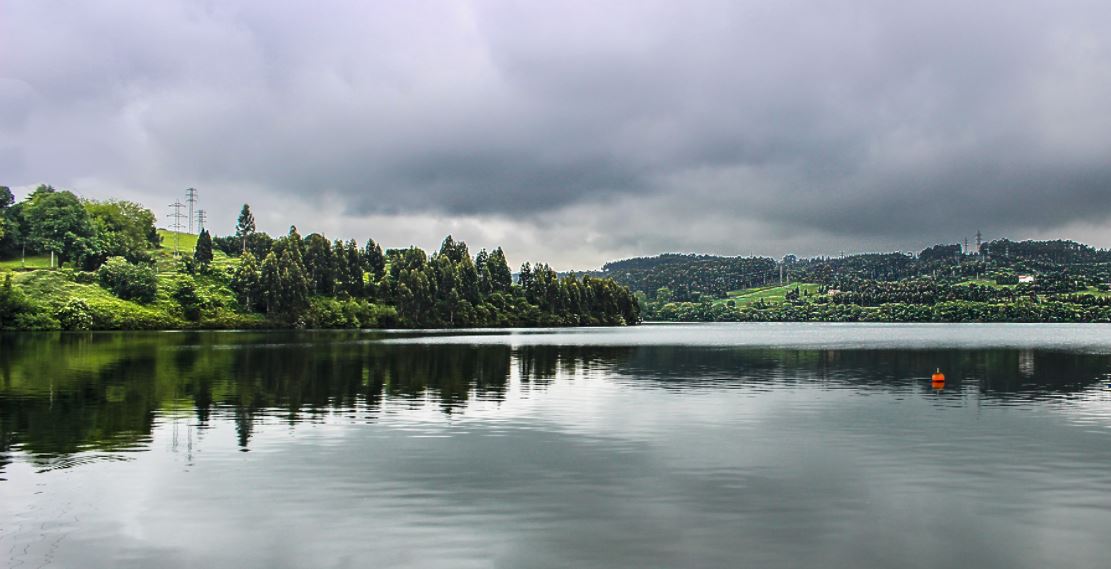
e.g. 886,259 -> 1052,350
185,188 -> 198,234
168,201 -> 186,256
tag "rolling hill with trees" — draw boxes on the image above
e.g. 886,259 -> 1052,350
0,185 -> 639,330
598,240 -> 1111,322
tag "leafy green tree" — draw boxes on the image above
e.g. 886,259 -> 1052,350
261,234 -> 310,320
0,186 -> 12,240
919,244 -> 961,263
96,257 -> 158,302
437,235 -> 470,264
342,240 -> 363,297
331,238 -> 351,297
0,198 -> 27,259
55,298 -> 93,330
232,251 -> 263,311
458,254 -> 480,304
24,186 -> 95,267
0,273 -> 40,329
193,228 -> 214,266
476,249 -> 492,294
363,238 -> 386,280
279,246 -> 310,319
236,204 -> 256,254
173,277 -> 203,321
519,262 -> 532,294
302,233 -> 335,294
83,199 -> 160,268
487,248 -> 513,293
260,251 -> 282,314
396,265 -> 434,326
286,226 -> 304,259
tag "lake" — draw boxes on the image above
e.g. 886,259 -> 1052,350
3,323 -> 1111,568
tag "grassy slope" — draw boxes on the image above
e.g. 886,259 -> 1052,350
957,278 -> 1015,289
4,229 -> 263,329
714,283 -> 822,307
155,229 -> 237,272
1080,286 -> 1111,298
13,270 -> 184,328
0,255 -> 53,270
157,228 -> 199,256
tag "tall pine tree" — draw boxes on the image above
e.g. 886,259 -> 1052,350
236,204 -> 256,254
363,239 -> 385,280
193,229 -> 213,266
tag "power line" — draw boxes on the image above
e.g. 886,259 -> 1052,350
185,188 -> 198,234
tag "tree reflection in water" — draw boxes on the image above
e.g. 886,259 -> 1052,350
2,331 -> 1110,470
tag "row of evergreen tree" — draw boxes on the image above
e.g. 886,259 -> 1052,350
204,205 -> 639,327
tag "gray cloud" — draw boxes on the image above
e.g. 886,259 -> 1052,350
3,0 -> 1111,267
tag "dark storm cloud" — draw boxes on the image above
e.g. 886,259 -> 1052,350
3,0 -> 1111,263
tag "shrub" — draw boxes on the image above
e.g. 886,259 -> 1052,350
73,271 -> 97,284
13,309 -> 59,330
97,256 -> 158,302
55,298 -> 93,330
1,273 -> 49,329
173,278 -> 203,322
306,297 -> 396,328
85,298 -> 179,329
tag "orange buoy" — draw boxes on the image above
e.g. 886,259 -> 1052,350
931,368 -> 945,389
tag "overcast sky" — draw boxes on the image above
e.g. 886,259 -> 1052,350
3,0 -> 1111,269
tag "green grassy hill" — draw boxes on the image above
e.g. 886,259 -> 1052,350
156,228 -> 199,257
0,255 -> 53,271
2,229 -> 266,330
716,283 -> 823,307
153,229 -> 237,272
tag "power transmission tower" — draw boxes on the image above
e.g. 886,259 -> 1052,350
168,201 -> 186,256
195,210 -> 208,233
185,188 -> 198,234
975,230 -> 982,254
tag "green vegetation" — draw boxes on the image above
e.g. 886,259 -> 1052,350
958,278 -> 1015,289
0,185 -> 640,330
605,240 -> 1111,323
718,283 -> 823,307
96,257 -> 159,302
158,228 -> 198,257
0,255 -> 51,270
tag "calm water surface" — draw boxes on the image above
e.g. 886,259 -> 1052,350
3,323 -> 1111,568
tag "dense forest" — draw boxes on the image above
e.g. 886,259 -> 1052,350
0,185 -> 639,330
599,240 -> 1111,323
601,254 -> 778,301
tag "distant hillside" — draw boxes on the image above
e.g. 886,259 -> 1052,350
599,254 -> 777,301
595,239 -> 1111,323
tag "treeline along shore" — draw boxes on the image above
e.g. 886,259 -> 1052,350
595,242 -> 1111,323
0,185 -> 639,330
7,183 -> 1111,328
